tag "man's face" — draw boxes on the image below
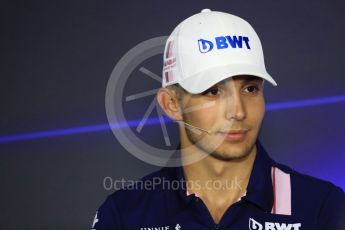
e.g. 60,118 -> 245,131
180,75 -> 265,161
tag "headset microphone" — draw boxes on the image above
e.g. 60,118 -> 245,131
174,120 -> 212,135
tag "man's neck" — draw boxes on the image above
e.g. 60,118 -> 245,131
181,144 -> 256,196
179,142 -> 257,224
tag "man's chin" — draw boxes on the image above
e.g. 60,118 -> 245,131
185,129 -> 256,161
209,151 -> 250,162
209,142 -> 255,162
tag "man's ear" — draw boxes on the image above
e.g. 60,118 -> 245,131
156,88 -> 183,121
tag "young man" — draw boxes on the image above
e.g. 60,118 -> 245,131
92,9 -> 344,230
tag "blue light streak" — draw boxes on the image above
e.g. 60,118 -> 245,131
266,95 -> 345,111
1,95 -> 344,144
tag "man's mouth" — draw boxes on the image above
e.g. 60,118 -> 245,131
217,129 -> 248,141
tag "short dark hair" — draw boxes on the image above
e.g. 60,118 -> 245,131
166,84 -> 187,101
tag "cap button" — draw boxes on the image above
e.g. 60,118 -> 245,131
201,9 -> 211,13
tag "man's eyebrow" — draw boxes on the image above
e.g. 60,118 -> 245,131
207,76 -> 263,90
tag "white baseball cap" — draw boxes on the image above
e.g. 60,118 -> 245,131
162,9 -> 277,94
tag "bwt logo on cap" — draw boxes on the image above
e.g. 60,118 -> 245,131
198,35 -> 251,53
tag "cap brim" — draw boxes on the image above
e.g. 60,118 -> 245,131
179,63 -> 277,94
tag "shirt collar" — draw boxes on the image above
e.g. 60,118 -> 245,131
165,140 -> 275,217
165,146 -> 196,217
242,140 -> 275,212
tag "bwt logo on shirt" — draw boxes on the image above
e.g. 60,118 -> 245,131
249,218 -> 301,230
198,35 -> 251,53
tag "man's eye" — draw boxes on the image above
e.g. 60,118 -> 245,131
243,85 -> 259,94
204,88 -> 220,96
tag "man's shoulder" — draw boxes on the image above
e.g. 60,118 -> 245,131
276,162 -> 344,228
102,167 -> 170,210
273,161 -> 344,210
92,168 -> 172,229
275,162 -> 343,193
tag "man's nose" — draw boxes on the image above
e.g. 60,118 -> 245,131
225,91 -> 246,121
